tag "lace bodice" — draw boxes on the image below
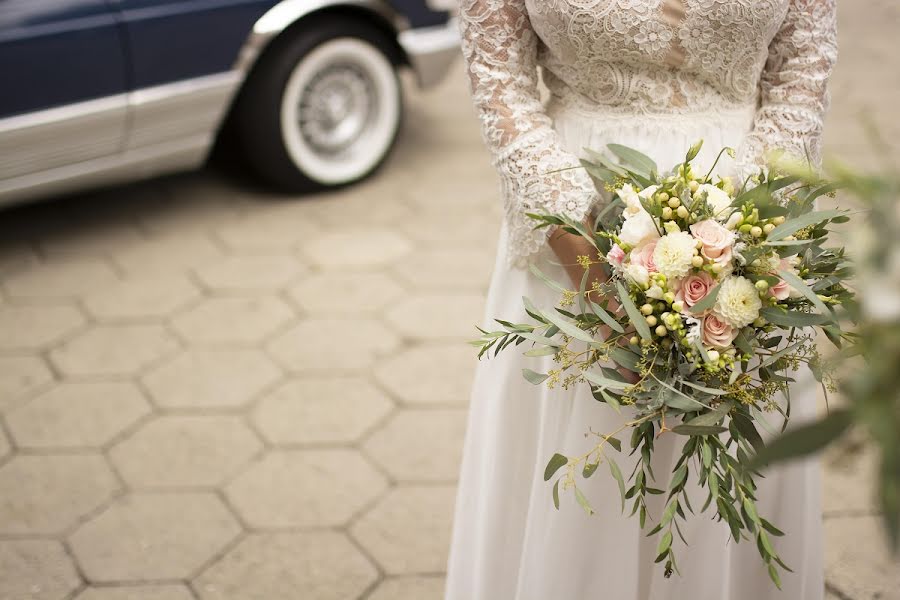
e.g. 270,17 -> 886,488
459,0 -> 838,267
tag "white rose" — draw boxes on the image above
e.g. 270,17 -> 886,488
653,231 -> 697,280
698,184 -> 734,220
624,264 -> 650,288
617,184 -> 643,216
638,185 -> 660,200
725,211 -> 743,230
619,209 -> 660,247
714,276 -> 762,328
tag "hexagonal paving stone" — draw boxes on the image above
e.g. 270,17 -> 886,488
195,255 -> 307,291
0,540 -> 80,600
300,229 -> 412,269
351,485 -> 455,575
2,258 -> 117,298
214,211 -> 321,251
254,377 -> 393,444
50,325 -> 178,376
7,382 -> 150,449
0,455 -> 119,535
367,576 -> 446,600
299,188 -> 415,228
68,493 -> 241,582
113,234 -> 222,275
39,221 -> 145,258
172,297 -> 294,344
0,356 -> 53,413
385,294 -> 485,340
392,248 -> 493,290
374,343 -> 474,406
225,449 -> 387,528
825,516 -> 900,599
399,211 -> 500,247
287,272 -> 404,315
110,416 -> 262,489
267,319 -> 400,372
142,349 -> 282,409
75,585 -> 194,600
193,532 -> 377,600
0,305 -> 84,351
364,410 -> 466,481
83,275 -> 200,320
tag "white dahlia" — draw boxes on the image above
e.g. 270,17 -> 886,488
653,231 -> 697,280
714,276 -> 762,328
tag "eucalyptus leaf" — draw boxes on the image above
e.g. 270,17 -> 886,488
552,479 -> 560,509
608,457 -> 626,512
671,424 -> 728,435
529,263 -> 568,293
750,409 -> 852,468
574,486 -> 594,515
684,400 -> 734,427
766,209 -> 845,241
609,143 -> 657,177
541,309 -> 597,345
777,269 -> 833,320
584,370 -> 633,391
522,369 -> 549,385
589,301 -> 626,333
544,453 -> 568,481
688,283 -> 721,315
759,307 -> 829,327
616,281 -> 653,340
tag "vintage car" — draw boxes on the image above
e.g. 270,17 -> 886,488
0,0 -> 458,205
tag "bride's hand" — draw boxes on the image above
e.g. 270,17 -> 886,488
548,222 -> 640,384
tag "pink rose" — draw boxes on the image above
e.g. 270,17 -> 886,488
769,259 -> 794,301
630,240 -> 658,273
607,244 -> 626,268
690,219 -> 735,260
701,313 -> 738,349
675,271 -> 716,315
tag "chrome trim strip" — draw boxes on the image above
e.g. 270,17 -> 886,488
127,72 -> 242,150
235,0 -> 402,73
397,17 -> 460,88
0,134 -> 211,207
0,94 -> 127,134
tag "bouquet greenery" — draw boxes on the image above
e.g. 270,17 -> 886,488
473,140 -> 856,586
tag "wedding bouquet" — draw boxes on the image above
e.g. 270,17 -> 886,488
473,141 -> 855,586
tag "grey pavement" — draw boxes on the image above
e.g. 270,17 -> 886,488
1,3 -> 899,599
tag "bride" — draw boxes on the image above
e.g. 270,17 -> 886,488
445,1 -> 837,599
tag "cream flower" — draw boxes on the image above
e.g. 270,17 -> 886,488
697,183 -> 734,220
714,276 -> 762,328
624,263 -> 650,288
619,209 -> 660,247
617,183 -> 643,216
653,231 -> 697,280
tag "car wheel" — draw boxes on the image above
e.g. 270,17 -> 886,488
235,18 -> 402,192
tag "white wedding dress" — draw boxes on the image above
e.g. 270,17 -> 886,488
446,1 -> 838,599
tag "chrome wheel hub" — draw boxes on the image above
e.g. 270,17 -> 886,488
298,62 -> 377,156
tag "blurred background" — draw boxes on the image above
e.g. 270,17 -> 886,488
0,1 -> 897,599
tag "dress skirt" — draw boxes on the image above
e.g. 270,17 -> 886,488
444,101 -> 824,600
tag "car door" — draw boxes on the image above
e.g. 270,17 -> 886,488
0,0 -> 128,181
110,0 -> 275,151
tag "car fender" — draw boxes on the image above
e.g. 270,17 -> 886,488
234,0 -> 405,75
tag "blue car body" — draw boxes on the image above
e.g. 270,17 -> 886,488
0,0 -> 458,204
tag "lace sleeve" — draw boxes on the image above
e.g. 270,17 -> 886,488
459,0 -> 600,267
736,0 -> 838,176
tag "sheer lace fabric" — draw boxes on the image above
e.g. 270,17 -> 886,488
459,0 -> 838,267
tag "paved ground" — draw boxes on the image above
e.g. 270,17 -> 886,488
1,4 -> 898,600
